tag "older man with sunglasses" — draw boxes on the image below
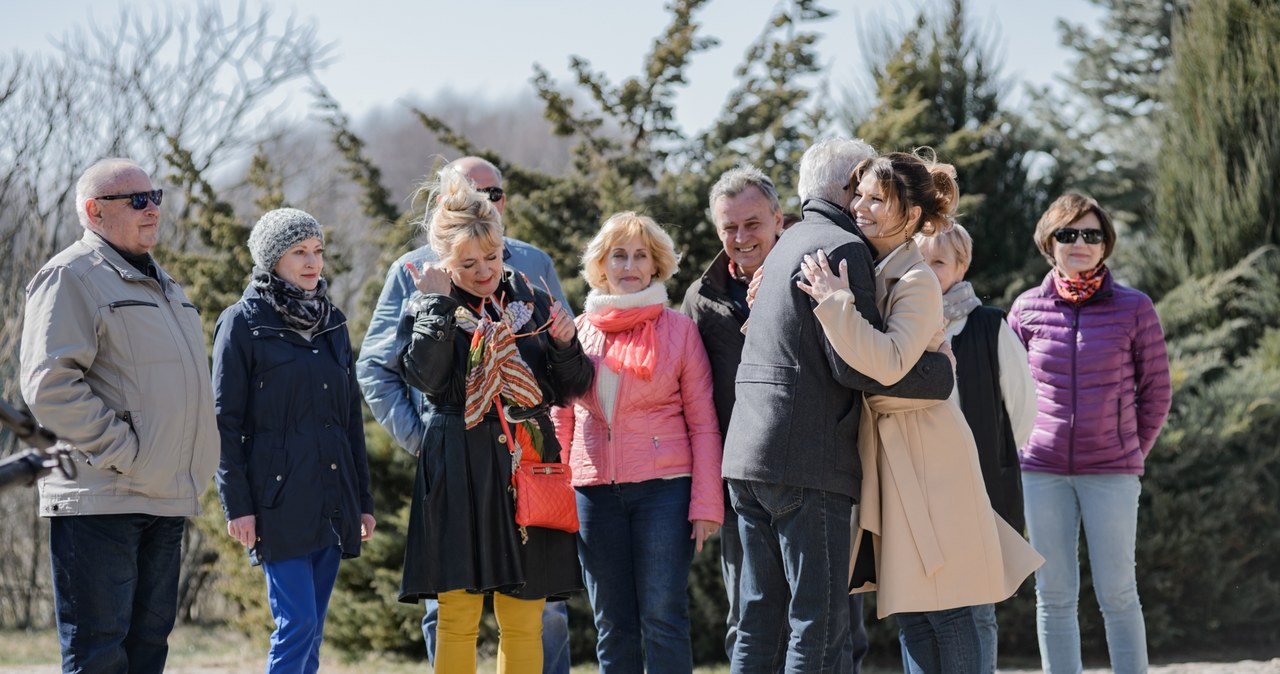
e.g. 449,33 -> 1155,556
357,155 -> 572,673
19,158 -> 219,674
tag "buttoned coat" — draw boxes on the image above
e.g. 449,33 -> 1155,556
815,240 -> 1043,617
212,286 -> 374,565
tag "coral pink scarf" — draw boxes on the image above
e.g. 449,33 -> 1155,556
584,305 -> 662,380
583,282 -> 668,381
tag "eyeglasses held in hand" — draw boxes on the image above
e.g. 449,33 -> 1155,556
1052,227 -> 1104,245
95,190 -> 164,210
476,186 -> 504,203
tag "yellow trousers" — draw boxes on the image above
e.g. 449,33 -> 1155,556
435,590 -> 545,674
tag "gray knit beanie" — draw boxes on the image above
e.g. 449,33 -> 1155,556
248,208 -> 325,272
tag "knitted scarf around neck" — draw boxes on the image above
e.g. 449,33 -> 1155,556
941,281 -> 983,321
583,282 -> 667,381
251,267 -> 331,332
1053,264 -> 1108,304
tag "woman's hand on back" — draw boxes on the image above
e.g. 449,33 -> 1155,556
796,249 -> 849,304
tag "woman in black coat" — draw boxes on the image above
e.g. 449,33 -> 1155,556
398,167 -> 593,674
213,208 -> 375,674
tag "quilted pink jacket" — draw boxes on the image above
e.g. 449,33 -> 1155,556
552,307 -> 724,524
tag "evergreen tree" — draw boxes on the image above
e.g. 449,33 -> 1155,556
1029,0 -> 1188,238
408,0 -> 836,662
1148,0 -> 1280,294
852,0 -> 1054,302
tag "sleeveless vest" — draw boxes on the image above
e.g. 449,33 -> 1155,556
953,306 -> 1025,532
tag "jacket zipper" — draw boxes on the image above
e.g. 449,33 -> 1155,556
1068,304 -> 1080,474
607,369 -> 625,484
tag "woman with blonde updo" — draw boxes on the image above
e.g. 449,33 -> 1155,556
797,151 -> 1042,674
397,167 -> 594,674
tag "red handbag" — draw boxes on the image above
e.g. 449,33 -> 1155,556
495,398 -> 580,538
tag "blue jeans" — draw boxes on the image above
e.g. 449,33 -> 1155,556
897,603 -> 995,674
848,593 -> 868,673
728,479 -> 854,674
49,514 -> 185,674
897,607 -> 983,674
1023,472 -> 1147,674
721,490 -> 745,661
262,546 -> 342,674
422,599 -> 570,674
577,477 -> 695,674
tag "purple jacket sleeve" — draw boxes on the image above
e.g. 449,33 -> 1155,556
1132,296 -> 1172,456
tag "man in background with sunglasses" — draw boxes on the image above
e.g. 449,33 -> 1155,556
19,157 -> 220,674
357,155 -> 573,674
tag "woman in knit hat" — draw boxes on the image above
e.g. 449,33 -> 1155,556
212,207 -> 375,674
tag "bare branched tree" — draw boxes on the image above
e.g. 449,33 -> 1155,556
0,1 -> 332,628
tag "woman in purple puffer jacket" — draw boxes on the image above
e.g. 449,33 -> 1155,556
1008,193 -> 1172,674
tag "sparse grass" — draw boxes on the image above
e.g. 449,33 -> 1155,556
0,625 -> 745,673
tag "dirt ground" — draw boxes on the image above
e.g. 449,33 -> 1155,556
1,626 -> 1275,673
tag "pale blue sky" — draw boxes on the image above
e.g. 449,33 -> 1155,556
4,0 -> 1103,132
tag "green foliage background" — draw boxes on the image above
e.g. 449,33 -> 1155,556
7,0 -> 1274,666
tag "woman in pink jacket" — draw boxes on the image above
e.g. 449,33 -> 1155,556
553,211 -> 723,674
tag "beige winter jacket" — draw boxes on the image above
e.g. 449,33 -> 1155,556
20,230 -> 219,517
814,240 -> 1043,617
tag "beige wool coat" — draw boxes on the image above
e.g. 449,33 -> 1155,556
812,240 -> 1043,618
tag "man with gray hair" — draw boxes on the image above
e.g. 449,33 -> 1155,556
20,158 -> 219,673
721,139 -> 955,672
357,155 -> 571,673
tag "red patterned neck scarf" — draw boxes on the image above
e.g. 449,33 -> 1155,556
454,299 -> 543,429
1053,264 -> 1108,304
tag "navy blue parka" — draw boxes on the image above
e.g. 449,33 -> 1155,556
213,285 -> 374,565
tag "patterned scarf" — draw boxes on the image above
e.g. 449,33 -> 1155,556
1053,264 -> 1108,304
941,281 -> 983,321
583,283 -> 667,381
453,298 -> 544,429
250,267 -> 331,332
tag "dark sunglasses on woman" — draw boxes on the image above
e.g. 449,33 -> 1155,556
1053,227 -> 1104,245
95,190 -> 164,210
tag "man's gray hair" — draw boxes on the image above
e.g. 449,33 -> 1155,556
708,164 -> 781,218
797,138 -> 876,204
74,158 -> 147,228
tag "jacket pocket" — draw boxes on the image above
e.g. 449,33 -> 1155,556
252,446 -> 289,509
652,434 -> 693,470
88,410 -> 143,475
732,363 -> 798,445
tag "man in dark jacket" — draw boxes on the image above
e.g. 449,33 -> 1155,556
722,139 -> 956,673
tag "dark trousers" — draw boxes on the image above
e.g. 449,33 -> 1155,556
49,514 -> 185,674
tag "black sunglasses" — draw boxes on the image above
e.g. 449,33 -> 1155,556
95,190 -> 164,210
476,186 -> 504,203
1053,227 -> 1104,245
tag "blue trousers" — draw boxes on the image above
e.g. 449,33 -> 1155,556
729,479 -> 855,674
49,514 -> 185,674
262,546 -> 342,674
576,477 -> 696,674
